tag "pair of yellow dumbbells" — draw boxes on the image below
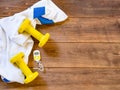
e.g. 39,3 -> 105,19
10,18 -> 50,84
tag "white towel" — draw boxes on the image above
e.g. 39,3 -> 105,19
0,0 -> 68,84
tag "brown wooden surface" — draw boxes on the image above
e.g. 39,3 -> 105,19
0,0 -> 120,90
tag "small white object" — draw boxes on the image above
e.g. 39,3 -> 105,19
33,50 -> 44,72
33,50 -> 41,62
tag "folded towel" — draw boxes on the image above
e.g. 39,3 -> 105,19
0,0 -> 68,84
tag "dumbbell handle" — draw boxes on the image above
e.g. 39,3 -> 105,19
16,58 -> 33,76
26,25 -> 43,41
18,18 -> 50,47
10,52 -> 39,84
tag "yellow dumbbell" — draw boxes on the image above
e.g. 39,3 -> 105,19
18,18 -> 50,47
10,52 -> 39,84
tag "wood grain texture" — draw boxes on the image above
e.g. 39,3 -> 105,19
29,43 -> 120,68
0,0 -> 120,17
0,0 -> 120,90
36,17 -> 120,43
0,68 -> 120,90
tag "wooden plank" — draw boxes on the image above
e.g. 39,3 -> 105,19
0,17 -> 120,43
53,0 -> 120,17
0,0 -> 120,17
35,17 -> 120,43
6,85 -> 120,90
0,0 -> 38,17
1,68 -> 120,90
0,17 -> 119,43
29,42 -> 120,68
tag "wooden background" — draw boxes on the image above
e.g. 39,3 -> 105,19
0,0 -> 120,90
